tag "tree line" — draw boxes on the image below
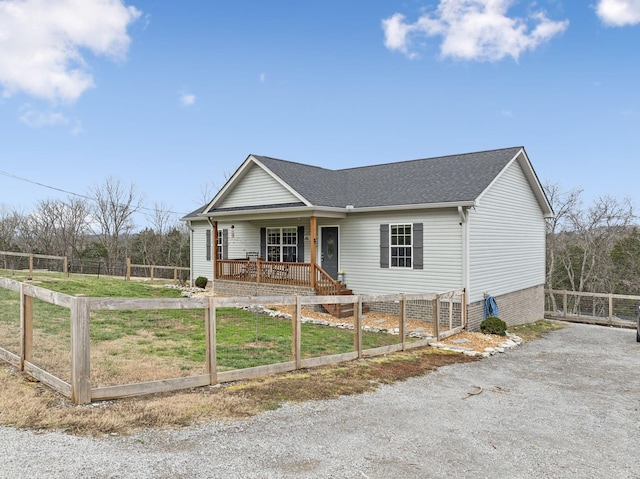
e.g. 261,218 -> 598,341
0,177 -> 190,271
1,177 -> 638,296
545,182 -> 639,297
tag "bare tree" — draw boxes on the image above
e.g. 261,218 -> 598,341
561,194 -> 635,295
0,206 -> 21,251
57,197 -> 91,257
544,181 -> 637,307
88,177 -> 144,271
543,182 -> 582,310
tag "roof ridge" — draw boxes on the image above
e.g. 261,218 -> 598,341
253,147 -> 522,173
336,146 -> 523,172
251,154 -> 334,172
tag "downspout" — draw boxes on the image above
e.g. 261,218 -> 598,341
458,206 -> 469,321
189,221 -> 194,287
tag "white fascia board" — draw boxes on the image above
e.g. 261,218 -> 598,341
474,148 -> 554,218
203,155 -> 313,214
203,155 -> 253,213
200,201 -> 476,222
344,201 -> 476,213
516,150 -> 554,218
202,206 -> 347,221
249,156 -> 312,206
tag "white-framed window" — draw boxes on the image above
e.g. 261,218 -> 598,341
267,227 -> 297,262
217,230 -> 223,260
390,224 -> 412,268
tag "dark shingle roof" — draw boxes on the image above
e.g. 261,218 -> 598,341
252,147 -> 523,208
181,204 -> 209,221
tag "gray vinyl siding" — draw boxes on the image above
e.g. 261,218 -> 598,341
468,160 -> 546,304
224,222 -> 261,259
191,220 -> 213,281
323,209 -> 462,295
218,164 -> 300,208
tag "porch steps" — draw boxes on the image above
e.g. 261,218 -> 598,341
321,285 -> 370,319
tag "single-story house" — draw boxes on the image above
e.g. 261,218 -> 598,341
182,146 -> 553,330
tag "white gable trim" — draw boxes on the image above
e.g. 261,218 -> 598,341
475,148 -> 553,218
203,155 -> 311,214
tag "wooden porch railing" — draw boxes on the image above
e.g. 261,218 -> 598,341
314,266 -> 343,295
216,259 -> 344,295
216,259 -> 311,286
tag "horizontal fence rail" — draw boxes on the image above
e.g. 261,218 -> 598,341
0,275 -> 465,404
1,250 -> 189,284
545,289 -> 639,328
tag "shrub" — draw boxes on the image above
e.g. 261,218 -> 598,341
194,276 -> 208,289
480,316 -> 507,336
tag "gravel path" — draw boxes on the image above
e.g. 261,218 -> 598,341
2,322 -> 639,479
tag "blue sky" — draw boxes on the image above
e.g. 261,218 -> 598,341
1,0 -> 639,226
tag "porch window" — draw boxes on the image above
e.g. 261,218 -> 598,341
266,227 -> 297,262
217,230 -> 223,259
390,224 -> 412,268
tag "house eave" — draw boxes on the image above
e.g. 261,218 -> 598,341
346,201 -> 477,213
193,201 -> 477,222
200,205 -> 348,221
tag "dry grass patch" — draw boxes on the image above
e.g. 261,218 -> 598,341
0,347 -> 477,436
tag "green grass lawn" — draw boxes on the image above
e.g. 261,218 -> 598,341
0,272 -> 401,384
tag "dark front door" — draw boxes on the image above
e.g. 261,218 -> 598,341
321,227 -> 339,279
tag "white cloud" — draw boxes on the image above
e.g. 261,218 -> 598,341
18,104 -> 83,134
19,105 -> 69,127
596,0 -> 640,26
0,0 -> 141,103
260,73 -> 266,83
382,0 -> 569,61
179,92 -> 196,106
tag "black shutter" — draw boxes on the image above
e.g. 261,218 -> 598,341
380,224 -> 389,268
206,229 -> 211,261
260,227 -> 266,260
297,226 -> 304,262
222,229 -> 228,260
413,223 -> 423,270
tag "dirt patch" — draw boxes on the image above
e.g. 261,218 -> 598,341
0,347 -> 476,436
268,305 -> 508,353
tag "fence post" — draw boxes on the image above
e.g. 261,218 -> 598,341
126,258 -> 131,281
174,267 -> 178,284
563,290 -> 568,318
354,296 -> 362,358
293,295 -> 301,369
63,256 -> 68,276
206,297 -> 217,385
150,265 -> 154,282
71,295 -> 91,404
399,293 -> 406,351
19,282 -> 33,371
608,293 -> 613,325
432,295 -> 440,341
29,253 -> 33,278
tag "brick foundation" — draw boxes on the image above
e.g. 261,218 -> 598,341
467,284 -> 545,331
212,279 -> 316,297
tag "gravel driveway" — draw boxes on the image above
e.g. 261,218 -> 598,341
2,322 -> 639,479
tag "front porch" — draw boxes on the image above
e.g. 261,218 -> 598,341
216,259 -> 343,295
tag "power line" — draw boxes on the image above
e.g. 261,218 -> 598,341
0,170 -> 192,216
